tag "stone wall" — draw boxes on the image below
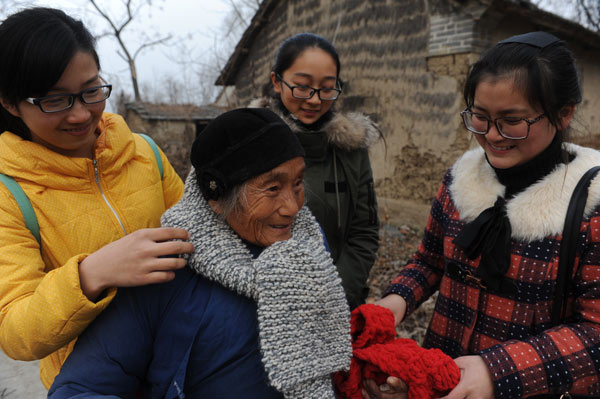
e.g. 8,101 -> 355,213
125,112 -> 196,179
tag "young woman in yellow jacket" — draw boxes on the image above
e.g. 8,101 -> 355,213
0,7 -> 194,388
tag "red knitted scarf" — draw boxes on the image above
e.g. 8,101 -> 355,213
334,304 -> 460,399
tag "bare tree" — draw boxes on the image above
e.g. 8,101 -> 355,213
219,0 -> 260,64
534,0 -> 599,31
210,0 -> 260,106
88,0 -> 171,101
154,0 -> 259,107
575,0 -> 600,30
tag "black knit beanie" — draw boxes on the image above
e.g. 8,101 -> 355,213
191,108 -> 305,201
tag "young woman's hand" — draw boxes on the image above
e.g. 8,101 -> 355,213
438,355 -> 494,399
362,376 -> 408,399
373,294 -> 407,326
78,227 -> 194,300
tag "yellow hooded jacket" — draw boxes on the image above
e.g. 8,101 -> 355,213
0,113 -> 184,388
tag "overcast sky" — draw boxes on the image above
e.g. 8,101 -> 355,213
6,0 -> 240,108
2,0 -> 578,109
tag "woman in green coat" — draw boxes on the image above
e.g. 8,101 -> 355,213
251,32 -> 381,309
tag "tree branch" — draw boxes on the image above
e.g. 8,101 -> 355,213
133,34 -> 172,60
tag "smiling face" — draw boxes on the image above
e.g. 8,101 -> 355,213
271,47 -> 339,125
223,157 -> 305,247
471,75 -> 571,169
1,51 -> 105,158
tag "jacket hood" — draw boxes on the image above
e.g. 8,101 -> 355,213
249,97 -> 381,151
0,113 -> 138,190
449,143 -> 600,241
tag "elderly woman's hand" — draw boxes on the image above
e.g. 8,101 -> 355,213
362,376 -> 408,399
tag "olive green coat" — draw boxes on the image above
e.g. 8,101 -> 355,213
250,98 -> 380,309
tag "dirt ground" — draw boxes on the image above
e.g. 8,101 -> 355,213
0,352 -> 45,397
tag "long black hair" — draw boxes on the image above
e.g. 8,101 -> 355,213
0,7 -> 100,139
464,32 -> 581,134
272,32 -> 341,78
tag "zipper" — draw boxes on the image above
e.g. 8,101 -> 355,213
333,147 -> 341,229
93,159 -> 127,235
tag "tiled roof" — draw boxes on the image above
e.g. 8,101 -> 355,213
126,102 -> 226,121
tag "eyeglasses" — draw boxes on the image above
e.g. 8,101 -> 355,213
25,84 -> 112,113
276,74 -> 341,101
460,108 -> 546,140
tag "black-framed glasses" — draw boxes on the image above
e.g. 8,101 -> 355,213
460,108 -> 546,140
276,74 -> 341,101
25,84 -> 112,113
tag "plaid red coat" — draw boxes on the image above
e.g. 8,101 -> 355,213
385,143 -> 600,398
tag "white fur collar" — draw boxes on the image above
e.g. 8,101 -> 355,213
449,143 -> 600,241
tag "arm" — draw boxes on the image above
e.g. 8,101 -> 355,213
78,137 -> 190,300
0,188 -> 115,360
379,174 -> 451,320
48,283 -> 160,398
366,178 -> 453,399
0,164 -> 191,360
336,149 -> 380,309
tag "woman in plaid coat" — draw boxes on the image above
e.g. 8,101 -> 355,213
370,32 -> 600,399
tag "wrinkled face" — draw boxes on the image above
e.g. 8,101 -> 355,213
271,47 -> 338,125
472,76 -> 569,169
1,51 -> 105,159
225,157 -> 305,247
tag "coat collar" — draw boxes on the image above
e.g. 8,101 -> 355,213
0,113 -> 137,190
249,97 -> 380,151
449,143 -> 600,241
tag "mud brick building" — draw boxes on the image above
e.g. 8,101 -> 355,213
216,0 -> 600,206
124,102 -> 225,178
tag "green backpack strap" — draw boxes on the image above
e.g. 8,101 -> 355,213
0,174 -> 41,245
138,133 -> 164,180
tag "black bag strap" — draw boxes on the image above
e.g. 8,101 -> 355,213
552,166 -> 600,326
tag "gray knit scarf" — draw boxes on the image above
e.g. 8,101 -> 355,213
161,171 -> 352,398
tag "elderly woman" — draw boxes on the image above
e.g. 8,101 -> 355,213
47,108 -> 352,399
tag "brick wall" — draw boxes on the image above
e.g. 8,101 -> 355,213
125,112 -> 195,179
428,14 -> 476,56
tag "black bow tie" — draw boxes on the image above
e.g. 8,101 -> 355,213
453,196 -> 512,292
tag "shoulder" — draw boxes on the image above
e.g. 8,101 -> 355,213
508,143 -> 600,240
558,143 -> 600,213
248,97 -> 381,151
249,97 -> 271,109
291,206 -> 331,252
109,267 -> 221,331
96,113 -> 165,168
324,112 -> 381,151
97,112 -> 129,134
